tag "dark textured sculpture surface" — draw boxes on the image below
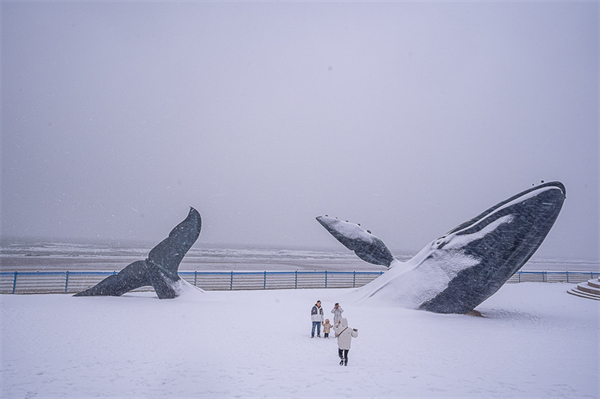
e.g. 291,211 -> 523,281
316,217 -> 394,267
74,207 -> 201,299
317,182 -> 566,314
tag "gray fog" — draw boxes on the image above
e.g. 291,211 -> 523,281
1,2 -> 598,261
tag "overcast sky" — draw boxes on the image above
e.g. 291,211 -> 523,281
1,1 -> 598,261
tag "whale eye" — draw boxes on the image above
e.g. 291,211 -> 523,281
367,230 -> 371,234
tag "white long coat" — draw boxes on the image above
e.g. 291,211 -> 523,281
331,306 -> 344,324
334,318 -> 358,350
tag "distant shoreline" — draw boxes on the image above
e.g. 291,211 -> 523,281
1,239 -> 598,273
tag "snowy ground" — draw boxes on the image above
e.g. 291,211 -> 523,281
1,282 -> 599,398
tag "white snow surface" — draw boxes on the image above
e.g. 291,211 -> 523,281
1,282 -> 598,398
354,215 -> 515,308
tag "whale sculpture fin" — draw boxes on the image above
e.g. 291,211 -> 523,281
74,207 -> 202,299
316,216 -> 395,267
147,207 -> 202,280
73,260 -> 150,297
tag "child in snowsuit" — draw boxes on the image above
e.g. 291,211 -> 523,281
334,318 -> 358,366
322,319 -> 333,338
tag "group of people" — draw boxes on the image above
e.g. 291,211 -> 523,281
310,300 -> 358,366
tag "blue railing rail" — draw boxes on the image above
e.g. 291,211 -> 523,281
0,270 -> 386,294
511,270 -> 600,283
3,270 -> 119,294
1,270 -> 599,295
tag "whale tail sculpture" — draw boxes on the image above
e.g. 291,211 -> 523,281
316,181 -> 566,314
74,207 -> 201,299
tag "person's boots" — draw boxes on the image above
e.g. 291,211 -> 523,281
344,357 -> 348,366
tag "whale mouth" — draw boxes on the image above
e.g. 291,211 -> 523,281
445,181 -> 566,238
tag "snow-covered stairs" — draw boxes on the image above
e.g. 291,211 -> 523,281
567,277 -> 600,301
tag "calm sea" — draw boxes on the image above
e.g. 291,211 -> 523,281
0,238 -> 597,273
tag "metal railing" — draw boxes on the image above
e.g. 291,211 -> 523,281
0,270 -> 385,295
507,271 -> 599,284
0,270 -> 598,295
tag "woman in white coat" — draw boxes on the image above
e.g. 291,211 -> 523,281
334,318 -> 358,366
331,303 -> 344,326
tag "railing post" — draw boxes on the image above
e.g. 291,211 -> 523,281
295,271 -> 298,289
12,271 -> 18,294
566,271 -> 569,283
325,271 -> 328,288
194,271 -> 197,286
65,271 -> 70,293
264,271 -> 267,289
353,271 -> 356,288
230,271 -> 234,290
519,272 -> 521,283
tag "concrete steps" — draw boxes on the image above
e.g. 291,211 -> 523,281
588,279 -> 600,289
567,278 -> 600,301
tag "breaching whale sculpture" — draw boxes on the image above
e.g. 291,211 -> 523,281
74,207 -> 201,299
317,181 -> 566,314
